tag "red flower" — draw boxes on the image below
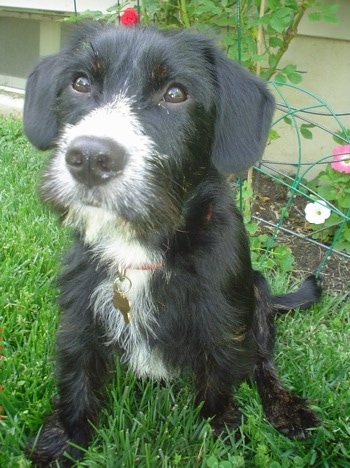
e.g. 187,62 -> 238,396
120,7 -> 139,26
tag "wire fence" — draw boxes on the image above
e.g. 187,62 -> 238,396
254,82 -> 350,277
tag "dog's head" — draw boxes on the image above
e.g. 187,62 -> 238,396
24,23 -> 274,243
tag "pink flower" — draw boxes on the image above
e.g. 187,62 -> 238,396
331,145 -> 350,174
120,7 -> 139,26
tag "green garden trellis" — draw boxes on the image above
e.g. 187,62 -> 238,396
255,82 -> 350,277
232,0 -> 350,279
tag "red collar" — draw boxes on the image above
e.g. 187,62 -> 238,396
119,261 -> 164,273
127,261 -> 164,271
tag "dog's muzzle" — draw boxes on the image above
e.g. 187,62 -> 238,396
65,135 -> 127,188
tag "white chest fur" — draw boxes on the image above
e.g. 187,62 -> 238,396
90,262 -> 173,381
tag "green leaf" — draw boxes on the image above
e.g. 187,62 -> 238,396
300,126 -> 313,140
274,72 -> 286,84
219,462 -> 234,468
269,128 -> 280,141
107,2 -> 121,12
322,4 -> 339,15
278,256 -> 294,272
268,54 -> 278,68
332,128 -> 350,145
335,238 -> 350,253
287,72 -> 303,84
206,455 -> 219,468
270,462 -> 282,468
282,64 -> 297,74
325,212 -> 341,226
308,12 -> 322,21
268,0 -> 280,9
301,123 -> 316,129
339,196 -> 350,209
343,228 -> 350,242
269,36 -> 283,48
322,3 -> 339,23
246,222 -> 259,235
269,17 -> 286,33
269,8 -> 293,33
317,185 -> 337,200
324,14 -> 339,24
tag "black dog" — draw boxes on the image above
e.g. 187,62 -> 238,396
23,23 -> 321,466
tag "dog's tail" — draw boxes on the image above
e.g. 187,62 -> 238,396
272,275 -> 322,314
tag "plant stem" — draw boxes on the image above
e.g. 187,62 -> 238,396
267,0 -> 310,79
243,0 -> 267,221
180,0 -> 191,27
256,0 -> 267,77
140,0 -> 148,24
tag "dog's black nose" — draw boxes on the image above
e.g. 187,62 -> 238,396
65,136 -> 127,187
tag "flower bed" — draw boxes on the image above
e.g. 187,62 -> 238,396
245,82 -> 350,291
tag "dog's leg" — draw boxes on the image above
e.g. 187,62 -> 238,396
26,308 -> 114,467
252,271 -> 320,439
193,321 -> 257,435
194,356 -> 243,434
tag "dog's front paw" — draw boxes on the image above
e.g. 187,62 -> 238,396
210,404 -> 243,437
26,414 -> 83,467
265,395 -> 320,440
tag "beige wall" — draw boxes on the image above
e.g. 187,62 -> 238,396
299,0 -> 350,41
265,33 -> 350,179
262,0 -> 350,178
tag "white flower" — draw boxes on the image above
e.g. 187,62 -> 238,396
304,201 -> 331,224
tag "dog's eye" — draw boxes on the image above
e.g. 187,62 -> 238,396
163,85 -> 188,104
72,76 -> 91,93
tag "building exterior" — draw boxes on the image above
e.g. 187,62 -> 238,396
0,0 -> 349,175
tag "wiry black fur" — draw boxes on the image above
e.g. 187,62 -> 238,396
23,23 -> 321,467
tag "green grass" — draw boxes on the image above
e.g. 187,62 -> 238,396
0,117 -> 349,467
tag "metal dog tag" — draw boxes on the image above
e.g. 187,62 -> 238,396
113,273 -> 132,324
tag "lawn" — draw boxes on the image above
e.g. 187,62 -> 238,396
0,116 -> 349,467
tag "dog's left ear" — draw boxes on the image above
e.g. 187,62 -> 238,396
211,53 -> 275,174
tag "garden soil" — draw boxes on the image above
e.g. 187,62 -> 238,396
251,173 -> 350,296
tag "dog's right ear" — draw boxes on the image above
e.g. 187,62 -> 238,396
23,55 -> 61,150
